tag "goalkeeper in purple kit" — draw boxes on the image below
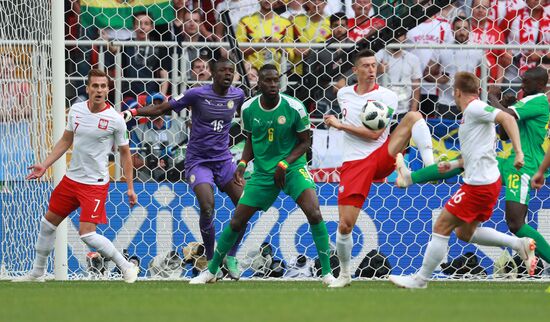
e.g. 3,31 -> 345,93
123,58 -> 246,279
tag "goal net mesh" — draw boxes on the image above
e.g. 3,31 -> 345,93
1,0 -> 549,280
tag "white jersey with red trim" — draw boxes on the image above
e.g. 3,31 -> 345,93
65,100 -> 129,185
337,84 -> 399,163
406,17 -> 453,95
459,99 -> 501,185
489,0 -> 525,28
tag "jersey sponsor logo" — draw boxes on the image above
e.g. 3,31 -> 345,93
253,118 -> 261,124
98,119 -> 109,130
227,100 -> 234,109
204,99 -> 212,105
91,214 -> 99,219
278,116 -> 286,125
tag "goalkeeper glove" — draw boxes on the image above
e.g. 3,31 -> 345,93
122,108 -> 137,122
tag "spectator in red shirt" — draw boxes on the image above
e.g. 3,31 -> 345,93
470,0 -> 512,85
504,0 -> 550,93
347,0 -> 385,42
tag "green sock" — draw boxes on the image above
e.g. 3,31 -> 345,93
208,226 -> 240,274
411,163 -> 463,184
515,224 -> 550,264
310,221 -> 332,276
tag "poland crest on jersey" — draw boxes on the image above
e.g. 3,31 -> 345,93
98,118 -> 109,130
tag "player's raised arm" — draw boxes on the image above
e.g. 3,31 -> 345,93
121,101 -> 172,121
532,149 -> 550,189
495,111 -> 524,170
26,130 -> 74,180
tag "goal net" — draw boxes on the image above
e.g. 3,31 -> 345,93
1,0 -> 549,280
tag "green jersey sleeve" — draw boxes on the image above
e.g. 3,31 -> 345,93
511,94 -> 548,120
241,98 -> 254,132
293,100 -> 310,132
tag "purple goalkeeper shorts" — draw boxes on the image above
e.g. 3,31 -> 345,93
186,159 -> 236,191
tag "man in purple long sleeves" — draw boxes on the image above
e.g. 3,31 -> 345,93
123,58 -> 245,279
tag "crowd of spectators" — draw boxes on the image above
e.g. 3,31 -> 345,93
59,0 -> 550,181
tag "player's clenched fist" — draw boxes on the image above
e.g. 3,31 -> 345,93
514,152 -> 524,170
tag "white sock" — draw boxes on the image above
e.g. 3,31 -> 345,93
469,227 -> 521,250
80,232 -> 132,272
417,233 -> 449,280
31,217 -> 57,277
336,231 -> 353,277
411,118 -> 434,166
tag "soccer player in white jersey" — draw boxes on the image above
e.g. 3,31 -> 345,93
14,69 -> 139,283
323,49 -> 435,288
389,72 -> 537,289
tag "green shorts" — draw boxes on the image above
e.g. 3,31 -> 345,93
238,166 -> 316,211
498,157 -> 537,205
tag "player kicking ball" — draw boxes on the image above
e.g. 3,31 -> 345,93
323,49 -> 435,288
389,72 -> 537,289
395,67 -> 550,265
123,58 -> 246,279
14,69 -> 139,282
190,64 -> 335,285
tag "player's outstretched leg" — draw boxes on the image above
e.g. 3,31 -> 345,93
389,111 -> 435,167
395,153 -> 463,188
12,214 -> 59,282
296,188 -> 334,285
190,204 -> 259,285
466,226 -> 538,276
505,201 -> 550,264
79,223 -> 138,283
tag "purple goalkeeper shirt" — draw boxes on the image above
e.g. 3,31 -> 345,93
169,85 -> 245,168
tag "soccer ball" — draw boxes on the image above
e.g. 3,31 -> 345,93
360,100 -> 391,131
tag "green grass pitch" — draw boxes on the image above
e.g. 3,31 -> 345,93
1,280 -> 549,322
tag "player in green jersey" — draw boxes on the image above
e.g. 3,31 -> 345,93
189,64 -> 335,285
395,66 -> 550,264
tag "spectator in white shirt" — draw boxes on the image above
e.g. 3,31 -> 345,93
375,34 -> 422,131
426,16 -> 484,120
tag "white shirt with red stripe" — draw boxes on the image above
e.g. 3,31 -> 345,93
506,5 -> 550,77
348,17 -> 386,42
459,99 -> 501,185
406,17 -> 453,96
489,0 -> 526,30
65,100 -> 129,185
337,84 -> 399,163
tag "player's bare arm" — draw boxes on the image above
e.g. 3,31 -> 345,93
532,149 -> 550,189
234,132 -> 254,186
119,144 -> 137,207
324,114 -> 385,140
495,111 -> 524,170
122,101 -> 173,122
26,130 -> 74,180
438,157 -> 464,174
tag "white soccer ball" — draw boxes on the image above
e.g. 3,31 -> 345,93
360,100 -> 391,131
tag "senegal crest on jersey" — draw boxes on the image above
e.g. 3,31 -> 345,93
278,116 -> 286,125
